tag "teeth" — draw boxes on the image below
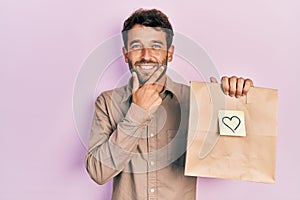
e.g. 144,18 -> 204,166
139,65 -> 154,70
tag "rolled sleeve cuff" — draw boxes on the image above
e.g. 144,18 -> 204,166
125,103 -> 151,124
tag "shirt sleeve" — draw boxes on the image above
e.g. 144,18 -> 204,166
85,93 -> 150,185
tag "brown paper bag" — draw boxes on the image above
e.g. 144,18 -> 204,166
184,82 -> 278,183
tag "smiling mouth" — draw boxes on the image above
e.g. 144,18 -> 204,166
137,65 -> 157,70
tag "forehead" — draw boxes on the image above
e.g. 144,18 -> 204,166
127,24 -> 167,44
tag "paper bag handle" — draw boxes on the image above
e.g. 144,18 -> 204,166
208,83 -> 250,105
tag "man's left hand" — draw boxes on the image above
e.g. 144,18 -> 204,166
210,76 -> 254,98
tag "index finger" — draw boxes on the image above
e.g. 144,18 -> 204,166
221,76 -> 229,95
145,65 -> 165,85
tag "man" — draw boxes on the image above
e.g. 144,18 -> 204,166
85,8 -> 253,200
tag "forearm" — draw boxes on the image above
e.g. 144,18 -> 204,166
85,103 -> 150,185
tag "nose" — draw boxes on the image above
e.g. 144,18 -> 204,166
141,48 -> 152,60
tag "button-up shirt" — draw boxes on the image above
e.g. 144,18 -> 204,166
85,76 -> 196,200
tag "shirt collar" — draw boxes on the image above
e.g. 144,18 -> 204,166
121,75 -> 177,103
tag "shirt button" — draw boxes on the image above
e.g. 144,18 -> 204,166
150,161 -> 155,166
150,188 -> 155,193
150,133 -> 154,137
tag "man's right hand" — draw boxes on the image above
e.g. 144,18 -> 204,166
131,66 -> 165,112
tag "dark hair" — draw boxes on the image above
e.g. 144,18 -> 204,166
122,8 -> 174,50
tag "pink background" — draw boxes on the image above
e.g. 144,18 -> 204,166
1,0 -> 299,199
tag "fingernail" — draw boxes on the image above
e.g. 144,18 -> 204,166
236,95 -> 241,98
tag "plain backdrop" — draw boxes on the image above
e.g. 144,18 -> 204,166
1,0 -> 299,199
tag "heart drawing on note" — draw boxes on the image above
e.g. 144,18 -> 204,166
222,116 -> 241,133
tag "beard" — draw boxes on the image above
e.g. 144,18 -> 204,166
128,57 -> 168,85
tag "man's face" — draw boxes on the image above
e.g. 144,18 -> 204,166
122,24 -> 174,84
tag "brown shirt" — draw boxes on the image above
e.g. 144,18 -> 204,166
85,77 -> 196,200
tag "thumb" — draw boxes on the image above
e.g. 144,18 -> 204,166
210,76 -> 218,83
132,72 -> 139,93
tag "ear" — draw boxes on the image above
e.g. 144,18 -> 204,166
167,45 -> 174,62
122,47 -> 129,63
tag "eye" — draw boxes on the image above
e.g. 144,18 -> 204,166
130,44 -> 142,50
152,44 -> 162,49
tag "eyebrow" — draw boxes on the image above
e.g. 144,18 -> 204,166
151,40 -> 164,45
129,40 -> 141,46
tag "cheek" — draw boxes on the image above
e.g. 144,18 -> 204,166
153,51 -> 168,60
127,52 -> 140,61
